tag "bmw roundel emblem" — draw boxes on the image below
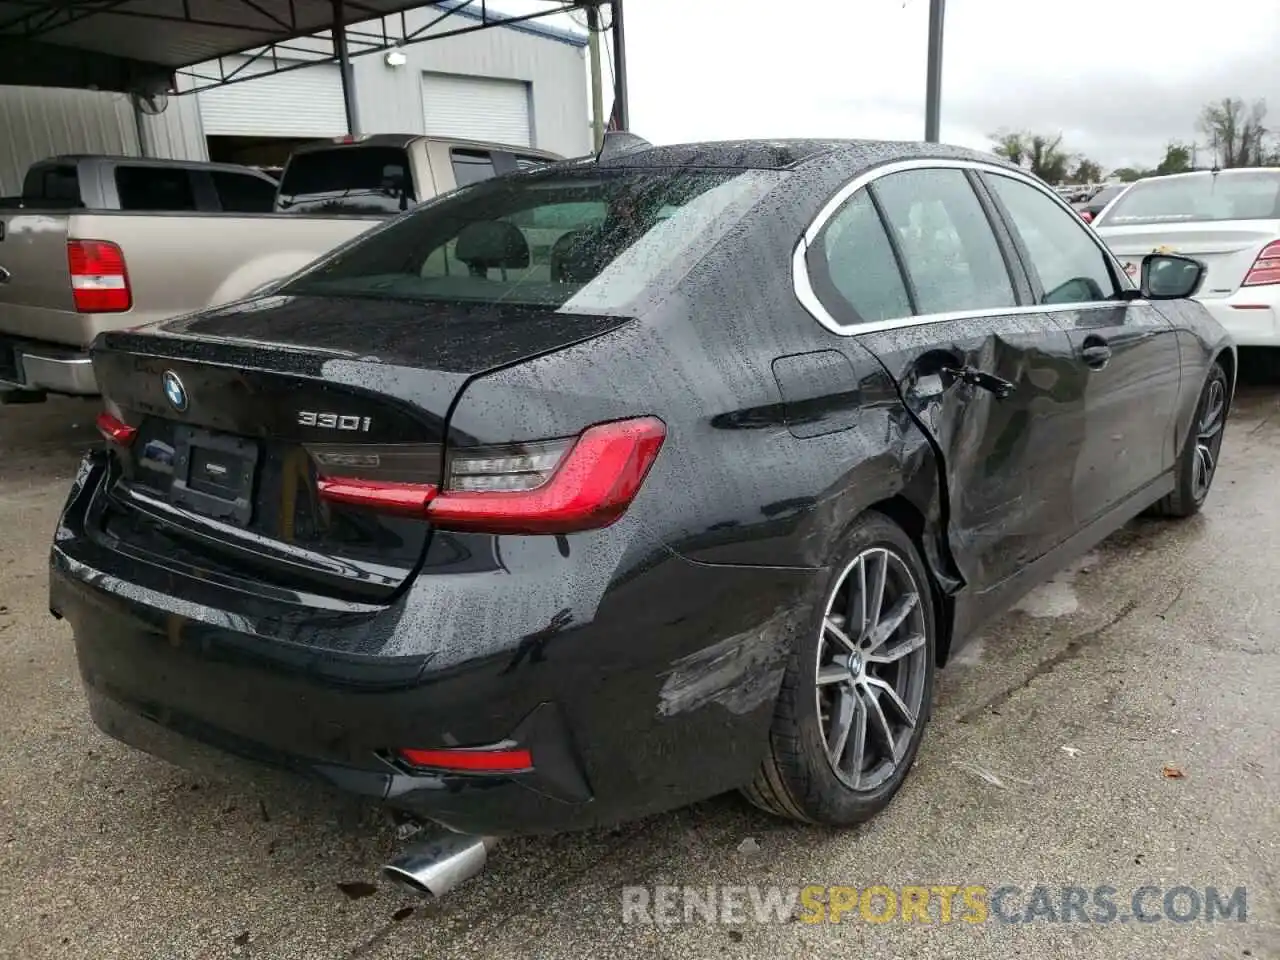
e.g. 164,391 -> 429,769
162,370 -> 188,412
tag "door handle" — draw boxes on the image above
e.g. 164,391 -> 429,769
1081,337 -> 1112,369
0,266 -> 9,284
940,365 -> 1017,400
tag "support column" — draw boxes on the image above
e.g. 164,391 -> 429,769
332,0 -> 361,136
924,0 -> 945,143
611,0 -> 629,131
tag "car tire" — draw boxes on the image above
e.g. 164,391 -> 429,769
742,512 -> 937,826
1152,361 -> 1229,519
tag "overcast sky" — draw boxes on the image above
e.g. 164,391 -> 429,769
515,0 -> 1280,171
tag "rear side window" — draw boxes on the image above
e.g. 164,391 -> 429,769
872,168 -> 1016,315
1098,171 -> 1280,225
809,190 -> 912,324
277,146 -> 415,214
986,174 -> 1119,304
282,168 -> 783,314
114,166 -> 197,211
21,164 -> 82,206
451,150 -> 497,188
211,171 -> 277,213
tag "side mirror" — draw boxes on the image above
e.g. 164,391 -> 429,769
1141,253 -> 1205,300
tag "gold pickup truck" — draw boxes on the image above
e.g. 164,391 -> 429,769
0,135 -> 560,399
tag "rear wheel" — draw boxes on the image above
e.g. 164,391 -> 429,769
1153,361 -> 1228,519
743,513 -> 936,825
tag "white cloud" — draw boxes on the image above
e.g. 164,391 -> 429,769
505,0 -> 1280,170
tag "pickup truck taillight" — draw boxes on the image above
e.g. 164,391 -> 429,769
67,239 -> 131,313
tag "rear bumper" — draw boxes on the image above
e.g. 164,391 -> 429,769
51,452 -> 815,836
0,335 -> 96,394
1199,290 -> 1280,347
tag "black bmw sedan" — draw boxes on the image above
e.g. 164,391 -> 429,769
52,137 -> 1233,849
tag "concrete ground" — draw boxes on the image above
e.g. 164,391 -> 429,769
1,376 -> 1277,960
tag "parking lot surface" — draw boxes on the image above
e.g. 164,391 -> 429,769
1,383 -> 1277,960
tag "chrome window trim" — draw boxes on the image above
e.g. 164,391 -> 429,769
793,156 -> 1144,336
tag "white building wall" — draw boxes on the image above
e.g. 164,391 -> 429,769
0,12 -> 590,187
137,72 -> 209,162
350,9 -> 590,158
0,86 -> 140,194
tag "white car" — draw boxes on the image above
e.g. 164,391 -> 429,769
1093,168 -> 1280,346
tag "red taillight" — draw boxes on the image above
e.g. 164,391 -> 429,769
1243,240 -> 1280,287
429,416 -> 666,534
397,746 -> 533,773
314,416 -> 666,535
68,239 -> 131,313
95,411 -> 136,446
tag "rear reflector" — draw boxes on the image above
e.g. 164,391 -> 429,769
429,416 -> 666,534
96,411 -> 136,446
68,240 -> 131,313
316,477 -> 437,515
1243,240 -> 1280,287
313,416 -> 666,535
397,746 -> 533,773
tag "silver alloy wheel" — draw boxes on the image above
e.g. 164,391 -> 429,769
1193,376 -> 1226,501
814,546 -> 929,792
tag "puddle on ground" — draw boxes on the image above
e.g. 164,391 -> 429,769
1010,551 -> 1100,619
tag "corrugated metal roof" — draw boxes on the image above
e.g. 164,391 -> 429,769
0,0 -> 588,91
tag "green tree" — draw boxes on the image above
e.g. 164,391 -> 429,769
989,129 -> 1072,182
1072,158 -> 1103,184
1198,98 -> 1269,167
1111,167 -> 1150,183
1155,141 -> 1192,175
990,129 -> 1027,167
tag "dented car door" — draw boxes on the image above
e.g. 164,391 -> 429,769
801,163 -> 1083,596
980,170 -> 1183,524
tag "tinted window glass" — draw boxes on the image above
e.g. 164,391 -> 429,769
1088,183 -> 1126,210
872,168 -> 1016,314
282,169 -> 782,313
987,174 -> 1118,304
452,150 -> 497,188
277,146 -> 414,214
812,190 -> 912,324
1098,171 -> 1280,225
212,171 -> 277,213
114,166 -> 197,211
515,155 -> 550,171
22,164 -> 81,206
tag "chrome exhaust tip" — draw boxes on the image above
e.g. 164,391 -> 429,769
382,831 -> 494,899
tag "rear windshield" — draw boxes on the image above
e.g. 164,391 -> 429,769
277,146 -> 415,215
280,168 -> 784,313
21,164 -> 82,207
1090,184 -> 1125,208
1098,171 -> 1280,226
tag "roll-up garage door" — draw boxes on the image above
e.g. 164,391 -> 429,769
198,56 -> 346,137
421,73 -> 531,147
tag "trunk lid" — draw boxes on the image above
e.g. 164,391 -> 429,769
91,293 -> 629,603
1098,220 -> 1280,299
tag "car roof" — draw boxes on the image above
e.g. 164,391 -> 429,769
1133,167 -> 1280,185
287,134 -> 561,159
592,137 -> 1015,174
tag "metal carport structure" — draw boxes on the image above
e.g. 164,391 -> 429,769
0,0 -> 631,135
